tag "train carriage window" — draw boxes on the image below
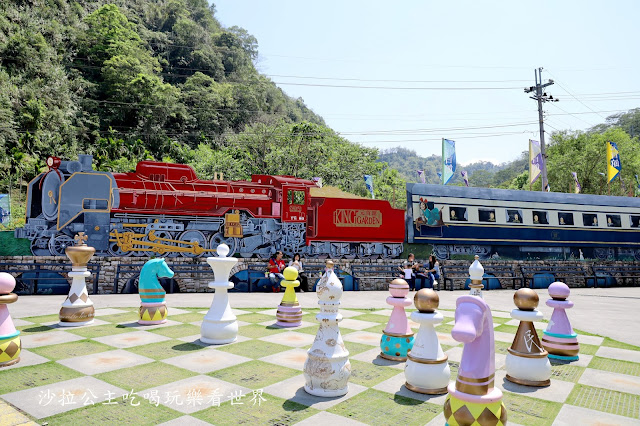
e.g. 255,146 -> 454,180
583,213 -> 598,227
287,190 -> 305,205
532,211 -> 549,225
558,212 -> 574,226
449,207 -> 467,221
606,214 -> 621,228
631,215 -> 640,228
478,209 -> 496,223
506,209 -> 523,224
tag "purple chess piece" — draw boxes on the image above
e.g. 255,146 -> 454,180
444,295 -> 507,425
541,282 -> 579,361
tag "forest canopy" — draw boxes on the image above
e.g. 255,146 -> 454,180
0,0 -> 638,230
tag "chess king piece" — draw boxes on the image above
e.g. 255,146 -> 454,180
468,255 -> 484,297
138,259 -> 174,325
541,282 -> 579,361
59,232 -> 95,326
444,295 -> 507,426
380,278 -> 414,361
0,273 -> 21,367
303,260 -> 351,397
404,289 -> 450,394
505,288 -> 551,386
200,244 -> 238,344
276,267 -> 302,327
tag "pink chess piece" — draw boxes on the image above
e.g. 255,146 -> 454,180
541,282 -> 579,361
380,279 -> 414,361
0,272 -> 21,367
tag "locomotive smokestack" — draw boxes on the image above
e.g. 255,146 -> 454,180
78,154 -> 94,171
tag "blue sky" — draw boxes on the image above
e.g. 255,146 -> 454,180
212,1 -> 639,165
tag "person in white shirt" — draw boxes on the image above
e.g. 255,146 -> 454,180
288,253 -> 307,292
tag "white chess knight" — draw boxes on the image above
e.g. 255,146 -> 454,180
200,244 -> 238,344
303,260 -> 351,397
505,288 -> 551,387
404,289 -> 450,394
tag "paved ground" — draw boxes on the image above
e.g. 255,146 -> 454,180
11,287 -> 640,345
3,297 -> 640,425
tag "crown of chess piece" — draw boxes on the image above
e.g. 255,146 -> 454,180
303,260 -> 351,397
444,295 -> 507,426
404,289 -> 450,394
541,282 -> 579,361
380,278 -> 414,361
468,255 -> 485,297
0,272 -> 21,367
200,244 -> 238,344
138,258 -> 174,325
276,267 -> 302,327
505,288 -> 551,387
59,232 -> 95,327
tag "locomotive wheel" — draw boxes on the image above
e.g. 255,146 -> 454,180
144,231 -> 176,257
209,232 -> 238,257
49,234 -> 74,256
179,230 -> 207,258
107,240 -> 132,257
31,237 -> 52,256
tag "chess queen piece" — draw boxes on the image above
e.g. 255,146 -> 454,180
541,282 -> 579,361
59,232 -> 95,326
468,255 -> 484,297
444,295 -> 507,426
138,259 -> 174,325
303,260 -> 351,397
200,244 -> 238,344
505,288 -> 551,386
404,289 -> 450,394
0,273 -> 21,367
276,267 -> 302,327
380,279 -> 414,361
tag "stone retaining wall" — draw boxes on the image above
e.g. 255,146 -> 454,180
0,256 -> 638,294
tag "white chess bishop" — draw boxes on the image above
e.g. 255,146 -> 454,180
404,289 -> 450,394
303,260 -> 351,397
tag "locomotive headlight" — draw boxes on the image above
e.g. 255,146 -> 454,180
46,156 -> 61,169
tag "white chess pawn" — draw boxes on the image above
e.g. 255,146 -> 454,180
505,288 -> 551,386
200,244 -> 238,344
303,260 -> 351,397
404,289 -> 450,394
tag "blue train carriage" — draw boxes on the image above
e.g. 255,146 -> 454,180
406,183 -> 640,261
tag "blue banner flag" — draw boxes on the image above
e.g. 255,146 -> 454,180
364,175 -> 375,199
417,170 -> 426,184
442,139 -> 456,185
607,141 -> 621,183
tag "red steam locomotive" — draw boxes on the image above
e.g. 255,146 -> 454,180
16,155 -> 405,258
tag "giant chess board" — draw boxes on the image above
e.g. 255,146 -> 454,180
1,306 -> 639,425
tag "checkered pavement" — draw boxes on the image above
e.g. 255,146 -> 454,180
1,306 -> 639,425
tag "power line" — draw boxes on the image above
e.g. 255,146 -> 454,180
545,70 -> 606,120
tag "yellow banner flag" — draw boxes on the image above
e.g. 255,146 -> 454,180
606,141 -> 621,183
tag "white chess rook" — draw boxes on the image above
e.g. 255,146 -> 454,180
200,244 -> 238,344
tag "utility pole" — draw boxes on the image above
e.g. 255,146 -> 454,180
525,67 -> 558,192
